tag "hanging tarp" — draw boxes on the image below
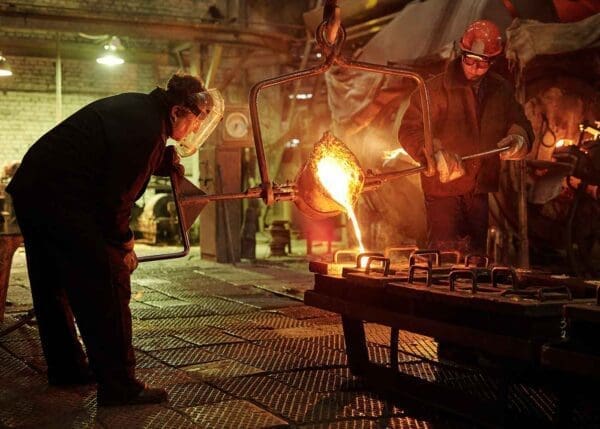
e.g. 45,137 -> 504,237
326,0 -> 512,129
505,13 -> 600,70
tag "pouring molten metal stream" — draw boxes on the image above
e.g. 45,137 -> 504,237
311,132 -> 366,253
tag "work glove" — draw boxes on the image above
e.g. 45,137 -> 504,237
434,149 -> 465,183
154,145 -> 185,177
498,134 -> 527,161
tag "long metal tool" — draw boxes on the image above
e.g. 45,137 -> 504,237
363,146 -> 511,191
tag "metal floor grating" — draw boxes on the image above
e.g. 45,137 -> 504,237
343,392 -> 408,418
205,342 -> 271,362
441,373 -> 499,402
0,348 -> 37,376
235,311 -> 310,329
143,299 -> 199,308
148,347 -> 220,367
364,323 -> 393,346
135,350 -> 169,369
133,316 -> 228,331
211,283 -> 268,296
277,306 -> 337,320
183,399 -> 289,429
133,335 -> 195,352
132,304 -> 215,320
303,316 -> 344,327
254,389 -> 366,424
135,367 -> 196,386
0,338 -> 44,357
129,301 -> 153,310
0,324 -> 39,342
368,345 -> 421,366
508,383 -> 556,422
226,295 -> 304,310
174,327 -> 245,346
243,350 -> 312,372
165,381 -> 233,408
306,334 -> 348,351
397,361 -> 465,383
210,374 -> 293,398
186,297 -> 259,315
97,404 -> 197,428
271,369 -> 352,393
0,384 -> 98,429
256,338 -> 348,366
22,355 -> 47,373
296,419 -> 381,428
223,326 -> 288,341
206,342 -> 313,372
131,290 -> 174,302
183,359 -> 264,381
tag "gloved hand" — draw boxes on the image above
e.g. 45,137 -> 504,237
154,145 -> 185,177
107,234 -> 138,274
434,149 -> 465,183
497,134 -> 527,160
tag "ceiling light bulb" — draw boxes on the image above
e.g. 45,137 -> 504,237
97,36 -> 125,66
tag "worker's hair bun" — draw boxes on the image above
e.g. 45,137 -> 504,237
166,73 -> 205,96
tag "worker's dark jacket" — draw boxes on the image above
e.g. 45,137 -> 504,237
398,58 -> 533,197
7,88 -> 172,247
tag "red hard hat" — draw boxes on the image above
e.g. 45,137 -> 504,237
459,20 -> 503,58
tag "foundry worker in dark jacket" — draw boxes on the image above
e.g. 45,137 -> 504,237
398,20 -> 534,254
7,73 -> 223,406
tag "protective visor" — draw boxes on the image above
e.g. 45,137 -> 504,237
175,88 -> 225,157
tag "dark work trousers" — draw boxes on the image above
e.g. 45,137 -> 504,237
12,196 -> 136,389
424,191 -> 489,254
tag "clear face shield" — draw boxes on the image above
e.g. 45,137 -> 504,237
175,88 -> 225,157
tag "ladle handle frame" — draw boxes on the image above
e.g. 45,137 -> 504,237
248,20 -> 437,205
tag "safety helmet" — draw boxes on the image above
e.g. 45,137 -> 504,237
459,20 -> 502,58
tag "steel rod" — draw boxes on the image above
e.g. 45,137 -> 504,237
363,146 -> 511,189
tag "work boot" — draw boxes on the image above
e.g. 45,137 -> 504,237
97,380 -> 168,407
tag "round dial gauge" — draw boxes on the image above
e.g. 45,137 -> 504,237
225,112 -> 250,139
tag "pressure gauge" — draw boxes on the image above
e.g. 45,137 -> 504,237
224,111 -> 250,140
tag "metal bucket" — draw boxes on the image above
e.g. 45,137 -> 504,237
293,131 -> 364,219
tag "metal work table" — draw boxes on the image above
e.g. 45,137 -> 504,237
304,267 -> 599,427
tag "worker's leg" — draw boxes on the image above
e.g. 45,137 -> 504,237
12,202 -> 89,384
424,195 -> 461,250
462,192 -> 489,255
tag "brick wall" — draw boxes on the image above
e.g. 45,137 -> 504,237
0,56 -> 181,169
0,0 -> 308,171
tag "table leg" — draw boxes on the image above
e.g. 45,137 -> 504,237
0,236 -> 23,322
341,316 -> 369,375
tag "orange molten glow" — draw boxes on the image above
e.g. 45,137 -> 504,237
313,132 -> 366,253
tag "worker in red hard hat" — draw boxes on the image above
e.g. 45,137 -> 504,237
398,20 -> 533,254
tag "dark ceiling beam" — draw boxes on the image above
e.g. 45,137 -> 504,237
303,0 -> 410,35
0,38 -> 172,64
0,7 -> 300,53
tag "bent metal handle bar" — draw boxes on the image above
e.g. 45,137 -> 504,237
249,6 -> 437,205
